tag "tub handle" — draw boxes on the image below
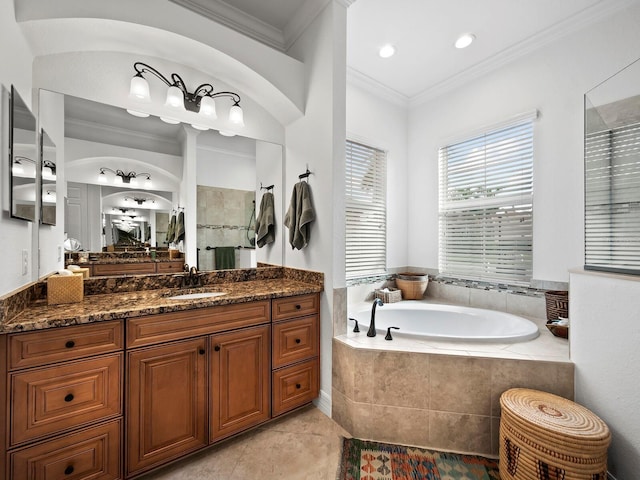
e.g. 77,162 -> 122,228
385,327 -> 399,341
348,317 -> 360,333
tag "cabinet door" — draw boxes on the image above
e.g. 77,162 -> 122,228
210,325 -> 270,442
127,338 -> 207,476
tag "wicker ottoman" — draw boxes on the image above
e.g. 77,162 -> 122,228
499,388 -> 610,480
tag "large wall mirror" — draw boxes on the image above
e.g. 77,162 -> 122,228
585,57 -> 640,275
40,90 -> 284,274
40,128 -> 57,225
9,86 -> 37,222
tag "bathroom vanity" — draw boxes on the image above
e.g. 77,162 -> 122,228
0,271 -> 321,479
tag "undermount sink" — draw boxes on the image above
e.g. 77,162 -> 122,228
166,292 -> 227,300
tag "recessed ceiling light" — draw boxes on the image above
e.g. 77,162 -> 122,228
379,44 -> 396,58
455,33 -> 475,49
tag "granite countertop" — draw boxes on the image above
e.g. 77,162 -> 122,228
3,278 -> 322,334
68,258 -> 184,265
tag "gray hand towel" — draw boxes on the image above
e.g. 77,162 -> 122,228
284,181 -> 315,250
215,246 -> 236,269
175,211 -> 185,243
166,214 -> 176,243
255,192 -> 276,248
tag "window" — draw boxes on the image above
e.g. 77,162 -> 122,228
438,117 -> 534,285
345,140 -> 387,280
585,121 -> 640,274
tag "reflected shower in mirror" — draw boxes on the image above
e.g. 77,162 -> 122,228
10,86 -> 37,222
40,128 -> 57,225
585,57 -> 640,275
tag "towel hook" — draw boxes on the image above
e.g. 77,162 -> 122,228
260,182 -> 274,191
298,168 -> 312,182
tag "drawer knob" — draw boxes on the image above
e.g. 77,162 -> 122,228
65,340 -> 75,348
295,304 -> 301,310
214,345 -> 221,352
295,338 -> 301,344
198,348 -> 206,355
296,383 -> 301,389
64,466 -> 74,475
64,393 -> 74,402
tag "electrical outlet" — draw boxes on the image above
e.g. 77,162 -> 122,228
22,249 -> 28,276
58,245 -> 62,262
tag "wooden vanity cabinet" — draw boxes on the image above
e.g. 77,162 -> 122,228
271,294 -> 320,416
210,324 -> 270,442
4,321 -> 124,480
126,337 -> 208,476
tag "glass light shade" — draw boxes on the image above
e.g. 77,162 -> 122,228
219,130 -> 236,137
43,166 -> 56,180
98,171 -> 108,183
12,161 -> 24,175
114,175 -> 123,185
127,109 -> 150,118
144,177 -> 152,189
129,176 -> 138,186
165,85 -> 185,109
191,123 -> 209,131
129,76 -> 150,101
199,96 -> 217,118
160,116 -> 180,124
229,104 -> 244,126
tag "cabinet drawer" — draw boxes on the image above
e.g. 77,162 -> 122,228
272,315 -> 319,368
10,419 -> 121,480
156,261 -> 184,273
11,353 -> 123,446
271,293 -> 319,321
272,358 -> 319,417
9,321 -> 123,370
127,300 -> 270,348
92,263 -> 156,276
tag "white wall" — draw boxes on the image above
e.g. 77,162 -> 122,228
570,270 -> 640,480
285,1 -> 347,415
196,136 -> 256,191
346,83 -> 408,270
0,1 -> 36,295
255,141 -> 284,266
407,3 -> 640,284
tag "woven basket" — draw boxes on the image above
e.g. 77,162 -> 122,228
395,274 -> 429,300
47,274 -> 84,305
544,290 -> 569,320
499,388 -> 610,480
374,288 -> 402,303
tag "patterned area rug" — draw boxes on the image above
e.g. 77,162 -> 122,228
337,438 -> 500,480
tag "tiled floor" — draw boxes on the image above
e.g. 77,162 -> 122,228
140,406 -> 349,480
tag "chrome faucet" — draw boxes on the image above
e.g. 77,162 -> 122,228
367,298 -> 384,337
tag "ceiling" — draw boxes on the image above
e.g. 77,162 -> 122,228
184,0 -> 636,104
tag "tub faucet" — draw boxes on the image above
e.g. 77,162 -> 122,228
367,298 -> 384,337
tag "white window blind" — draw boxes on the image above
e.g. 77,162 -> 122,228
439,120 -> 534,285
346,140 -> 387,280
585,122 -> 640,273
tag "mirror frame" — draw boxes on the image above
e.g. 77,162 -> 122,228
9,85 -> 37,222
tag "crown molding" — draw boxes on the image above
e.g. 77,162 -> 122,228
169,0 -> 286,50
283,0 -> 330,51
410,0 -> 638,108
347,66 -> 409,108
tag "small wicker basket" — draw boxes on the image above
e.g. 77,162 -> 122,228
47,274 -> 84,305
374,288 -> 402,303
544,290 -> 569,320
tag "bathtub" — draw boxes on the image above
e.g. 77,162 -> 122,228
349,300 -> 540,342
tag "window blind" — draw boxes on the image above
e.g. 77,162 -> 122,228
345,140 -> 387,280
585,121 -> 640,273
439,120 -> 534,285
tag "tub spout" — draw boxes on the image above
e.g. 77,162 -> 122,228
367,298 -> 384,337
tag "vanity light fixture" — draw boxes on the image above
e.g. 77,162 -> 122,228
43,190 -> 56,202
124,196 -> 155,206
455,33 -> 475,49
127,62 -> 245,129
379,44 -> 396,58
43,160 -> 57,180
12,156 -> 34,176
98,168 -> 152,188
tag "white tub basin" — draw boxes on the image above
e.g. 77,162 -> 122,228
166,292 -> 226,300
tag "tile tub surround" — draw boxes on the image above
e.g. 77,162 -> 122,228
332,314 -> 573,457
